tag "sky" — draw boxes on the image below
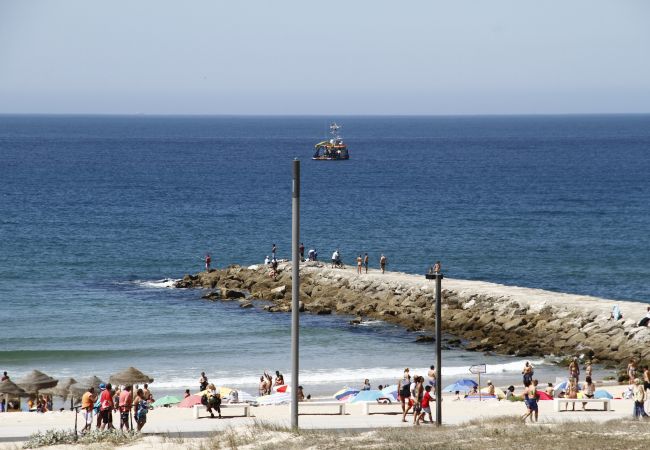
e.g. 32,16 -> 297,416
0,0 -> 649,115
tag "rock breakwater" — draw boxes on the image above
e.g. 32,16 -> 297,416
175,262 -> 650,366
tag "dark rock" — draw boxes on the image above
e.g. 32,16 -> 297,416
415,335 -> 434,343
202,291 -> 221,300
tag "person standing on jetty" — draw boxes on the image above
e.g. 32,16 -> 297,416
433,261 -> 441,273
299,242 -> 305,261
380,254 -> 387,273
205,253 -> 211,272
271,243 -> 277,260
356,254 -> 363,274
363,253 -> 369,273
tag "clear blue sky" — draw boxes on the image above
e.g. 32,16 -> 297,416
0,0 -> 648,114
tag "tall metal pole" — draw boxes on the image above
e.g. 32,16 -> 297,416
435,272 -> 443,426
291,159 -> 300,429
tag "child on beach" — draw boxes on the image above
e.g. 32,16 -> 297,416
417,385 -> 433,424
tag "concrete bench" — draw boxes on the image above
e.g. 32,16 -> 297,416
361,401 -> 399,415
296,401 -> 346,415
193,403 -> 251,419
553,398 -> 610,412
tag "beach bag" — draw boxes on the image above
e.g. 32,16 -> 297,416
136,401 -> 148,420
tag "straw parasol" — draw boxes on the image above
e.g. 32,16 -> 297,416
40,377 -> 77,399
16,370 -> 58,394
0,380 -> 30,413
68,376 -> 105,399
109,367 -> 153,386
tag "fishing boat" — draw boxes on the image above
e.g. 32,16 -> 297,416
313,123 -> 350,160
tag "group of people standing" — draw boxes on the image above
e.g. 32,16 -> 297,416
258,370 -> 285,396
80,383 -> 152,433
397,367 -> 437,426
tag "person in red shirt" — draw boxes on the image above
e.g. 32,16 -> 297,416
118,386 -> 133,430
417,385 -> 434,425
99,383 -> 115,430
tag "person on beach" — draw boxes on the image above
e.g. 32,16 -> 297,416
569,357 -> 580,382
642,366 -> 650,392
522,361 -> 534,384
505,385 -> 516,401
486,380 -> 495,396
264,371 -> 273,395
331,249 -> 339,268
118,386 -> 132,430
363,253 -> 369,273
417,385 -> 433,424
427,365 -> 436,387
412,376 -> 424,425
143,383 -> 153,402
585,361 -> 593,379
565,378 -> 578,411
199,372 -> 208,391
274,371 -> 285,386
398,373 -> 413,422
99,383 -> 115,430
297,386 -> 305,402
546,383 -> 555,397
259,376 -> 267,396
133,388 -> 148,431
1,371 -> 8,381
205,253 -> 211,272
81,387 -> 96,433
356,254 -> 362,274
264,255 -> 270,265
582,376 -> 595,410
433,261 -> 441,273
633,379 -> 647,419
380,254 -> 387,274
628,359 -> 637,385
299,243 -> 305,261
205,383 -> 221,418
361,379 -> 371,391
184,389 -> 191,398
308,249 -> 315,261
271,243 -> 277,260
521,379 -> 537,422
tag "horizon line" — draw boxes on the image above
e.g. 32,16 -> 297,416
1,112 -> 649,118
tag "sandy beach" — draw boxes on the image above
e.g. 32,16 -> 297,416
0,384 -> 642,448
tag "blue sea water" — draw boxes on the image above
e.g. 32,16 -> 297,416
1,114 -> 649,394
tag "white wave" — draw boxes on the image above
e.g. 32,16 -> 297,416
149,359 -> 547,391
356,320 -> 385,327
131,279 -> 179,289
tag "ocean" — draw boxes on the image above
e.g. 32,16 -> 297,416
1,114 -> 649,396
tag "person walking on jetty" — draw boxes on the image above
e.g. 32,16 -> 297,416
271,243 -> 277,260
363,253 -> 369,273
81,387 -> 96,433
205,253 -> 211,272
356,254 -> 363,274
380,254 -> 387,273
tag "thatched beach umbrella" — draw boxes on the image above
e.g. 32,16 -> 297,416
16,370 -> 58,394
0,380 -> 29,413
41,377 -> 77,409
68,376 -> 105,399
109,367 -> 153,386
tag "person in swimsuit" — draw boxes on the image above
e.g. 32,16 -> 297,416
205,254 -> 211,272
398,374 -> 412,423
380,254 -> 387,274
412,376 -> 424,425
628,359 -> 637,385
363,253 -> 369,273
565,378 -> 578,411
522,361 -> 534,384
568,358 -> 580,382
274,371 -> 285,386
356,255 -> 362,274
521,379 -> 538,422
582,376 -> 596,410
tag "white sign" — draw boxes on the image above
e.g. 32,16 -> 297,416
469,364 -> 486,375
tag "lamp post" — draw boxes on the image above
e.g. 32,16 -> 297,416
434,271 -> 443,426
291,159 -> 300,429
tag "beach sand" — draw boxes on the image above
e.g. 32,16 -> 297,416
0,385 -> 641,448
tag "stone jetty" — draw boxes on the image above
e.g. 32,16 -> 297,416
175,262 -> 650,366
